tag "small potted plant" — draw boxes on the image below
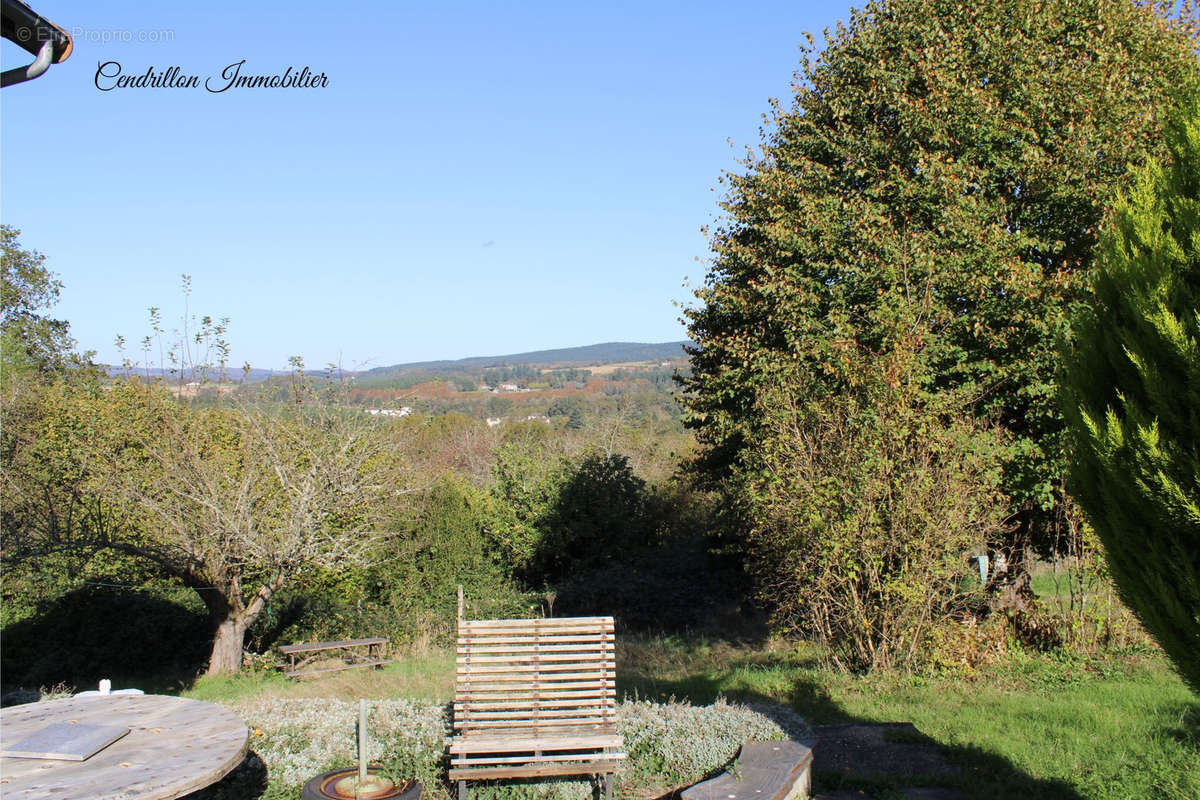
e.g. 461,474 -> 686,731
302,700 -> 422,800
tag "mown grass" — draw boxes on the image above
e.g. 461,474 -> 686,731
617,636 -> 1198,799
184,650 -> 455,704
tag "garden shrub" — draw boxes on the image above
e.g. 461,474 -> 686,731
552,540 -> 742,631
742,372 -> 1008,672
368,475 -> 532,646
530,452 -> 657,584
245,475 -> 536,653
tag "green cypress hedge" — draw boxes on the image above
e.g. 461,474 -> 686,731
1063,95 -> 1200,693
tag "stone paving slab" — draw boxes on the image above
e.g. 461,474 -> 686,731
810,722 -> 964,800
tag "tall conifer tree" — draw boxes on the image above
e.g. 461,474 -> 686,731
1063,97 -> 1200,693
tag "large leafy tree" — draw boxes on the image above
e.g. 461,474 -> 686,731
1,229 -> 106,622
1,225 -> 77,379
681,0 -> 1200,567
1062,97 -> 1200,692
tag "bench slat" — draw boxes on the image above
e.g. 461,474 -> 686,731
456,703 -> 613,716
449,761 -> 622,781
456,714 -> 614,729
284,659 -> 393,677
451,733 -> 622,753
458,634 -> 612,645
461,617 -> 612,628
279,637 -> 387,654
457,677 -> 614,688
456,697 -> 613,710
457,642 -> 613,655
457,705 -> 613,713
457,652 -> 610,665
456,690 -> 613,700
457,696 -> 614,709
459,628 -> 613,637
455,717 -> 617,730
458,678 -> 611,688
458,662 -> 612,675
452,752 -> 627,767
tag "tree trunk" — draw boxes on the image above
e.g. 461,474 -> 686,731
197,575 -> 285,675
207,616 -> 247,675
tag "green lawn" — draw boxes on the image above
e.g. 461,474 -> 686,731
616,637 -> 1198,799
184,649 -> 455,704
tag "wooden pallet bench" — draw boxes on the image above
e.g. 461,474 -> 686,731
681,740 -> 814,800
278,637 -> 392,678
448,614 -> 625,800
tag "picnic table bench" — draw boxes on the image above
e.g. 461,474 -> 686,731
278,637 -> 392,677
449,593 -> 625,800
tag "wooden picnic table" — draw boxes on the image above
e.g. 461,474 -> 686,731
0,694 -> 248,800
278,636 -> 392,677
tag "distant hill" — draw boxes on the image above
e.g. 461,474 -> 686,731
363,341 -> 692,376
103,366 -> 335,383
103,341 -> 693,385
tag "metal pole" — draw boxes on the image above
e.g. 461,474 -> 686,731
1,39 -> 53,88
358,699 -> 368,797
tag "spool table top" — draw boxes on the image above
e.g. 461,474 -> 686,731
0,694 -> 249,800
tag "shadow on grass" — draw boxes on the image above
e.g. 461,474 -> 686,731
1166,700 -> 1200,751
620,646 -> 1084,800
0,585 -> 210,699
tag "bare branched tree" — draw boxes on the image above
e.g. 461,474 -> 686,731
93,378 -> 412,673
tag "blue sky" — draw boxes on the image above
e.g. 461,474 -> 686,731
3,1 -> 852,370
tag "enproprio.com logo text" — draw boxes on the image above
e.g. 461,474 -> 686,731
68,27 -> 176,45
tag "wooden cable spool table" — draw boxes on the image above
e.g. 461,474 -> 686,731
0,694 -> 249,800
